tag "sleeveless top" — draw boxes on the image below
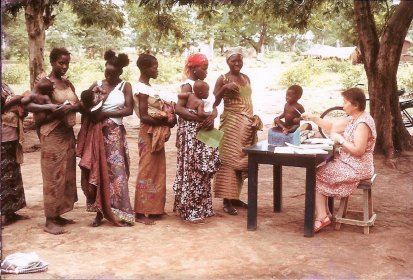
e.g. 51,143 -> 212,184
340,112 -> 377,178
98,80 -> 126,125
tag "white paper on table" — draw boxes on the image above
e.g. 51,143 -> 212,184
272,146 -> 296,154
285,142 -> 333,150
303,138 -> 335,145
293,148 -> 328,154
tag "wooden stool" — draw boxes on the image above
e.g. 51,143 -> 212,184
335,174 -> 377,234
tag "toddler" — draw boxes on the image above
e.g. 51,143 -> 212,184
274,84 -> 305,134
178,80 -> 211,118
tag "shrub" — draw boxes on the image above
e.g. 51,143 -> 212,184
324,59 -> 349,73
2,63 -> 28,84
398,64 -> 413,96
339,65 -> 366,89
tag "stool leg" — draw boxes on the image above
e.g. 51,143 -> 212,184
328,197 -> 334,217
368,189 -> 373,221
363,189 -> 370,235
335,197 -> 349,230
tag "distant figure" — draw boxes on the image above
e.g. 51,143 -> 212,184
273,85 -> 305,134
178,80 -> 211,118
1,83 -> 27,226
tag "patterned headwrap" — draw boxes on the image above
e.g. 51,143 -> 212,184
225,46 -> 243,60
184,53 -> 209,78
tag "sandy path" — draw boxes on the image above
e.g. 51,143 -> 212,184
2,58 -> 413,279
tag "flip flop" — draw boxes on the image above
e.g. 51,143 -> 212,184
314,216 -> 332,233
187,218 -> 206,224
223,205 -> 238,215
231,199 -> 248,209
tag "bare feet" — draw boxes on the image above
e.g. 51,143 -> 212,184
44,218 -> 66,235
55,216 -> 75,225
148,213 -> 164,220
135,213 -> 155,225
2,213 -> 29,226
90,212 -> 103,227
120,220 -> 134,227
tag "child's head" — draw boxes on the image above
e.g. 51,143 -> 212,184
80,89 -> 98,110
286,85 -> 303,104
35,78 -> 54,96
193,80 -> 209,99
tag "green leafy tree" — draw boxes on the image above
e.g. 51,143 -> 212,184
125,2 -> 193,54
2,11 -> 28,60
2,0 -> 125,89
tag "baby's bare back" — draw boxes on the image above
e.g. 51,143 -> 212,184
31,94 -> 51,105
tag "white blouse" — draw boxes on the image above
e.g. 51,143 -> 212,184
98,80 -> 126,125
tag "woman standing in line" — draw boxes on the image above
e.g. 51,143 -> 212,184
28,48 -> 80,234
173,53 -> 220,224
133,53 -> 176,225
1,83 -> 27,226
79,50 -> 135,227
213,47 -> 262,215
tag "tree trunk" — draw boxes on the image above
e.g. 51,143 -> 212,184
257,22 -> 267,54
25,2 -> 47,90
354,0 -> 413,157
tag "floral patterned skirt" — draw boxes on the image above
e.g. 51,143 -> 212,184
173,118 -> 220,221
102,119 -> 134,224
1,141 -> 26,216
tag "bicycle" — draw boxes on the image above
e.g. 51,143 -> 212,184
318,88 -> 413,138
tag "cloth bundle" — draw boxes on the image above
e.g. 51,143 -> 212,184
1,252 -> 48,274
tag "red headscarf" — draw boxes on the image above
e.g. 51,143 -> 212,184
184,53 -> 208,78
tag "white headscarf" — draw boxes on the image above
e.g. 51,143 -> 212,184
225,47 -> 243,60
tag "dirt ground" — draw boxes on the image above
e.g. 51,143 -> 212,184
2,59 -> 413,279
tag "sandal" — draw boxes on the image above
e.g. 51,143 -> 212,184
314,216 -> 331,233
188,218 -> 206,224
223,205 -> 238,215
230,199 -> 248,209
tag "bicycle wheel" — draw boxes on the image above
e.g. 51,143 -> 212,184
319,106 -> 347,138
400,99 -> 413,128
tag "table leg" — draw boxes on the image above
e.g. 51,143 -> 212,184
247,157 -> 258,231
304,163 -> 316,237
273,165 -> 282,212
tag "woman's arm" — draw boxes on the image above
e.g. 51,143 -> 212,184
25,102 -> 60,112
138,94 -> 168,126
196,101 -> 211,119
99,82 -> 134,118
4,95 -> 24,111
302,113 -> 339,134
330,123 -> 370,157
175,84 -> 202,122
213,75 -> 239,107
